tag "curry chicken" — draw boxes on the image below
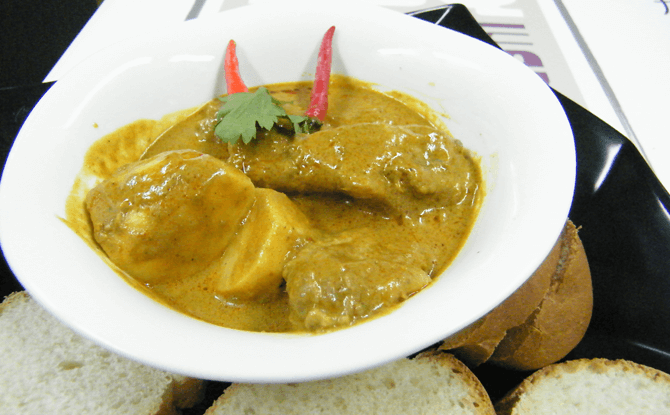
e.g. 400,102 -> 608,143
66,75 -> 482,333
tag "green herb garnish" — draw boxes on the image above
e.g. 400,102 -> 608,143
214,87 -> 318,144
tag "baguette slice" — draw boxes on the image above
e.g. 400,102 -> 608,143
440,220 -> 592,371
488,220 -> 592,370
205,350 -> 494,415
438,226 -> 560,366
0,291 -> 205,415
495,358 -> 670,414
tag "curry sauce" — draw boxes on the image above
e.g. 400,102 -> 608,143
65,75 -> 482,333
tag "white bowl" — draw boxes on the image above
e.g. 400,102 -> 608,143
0,2 -> 575,382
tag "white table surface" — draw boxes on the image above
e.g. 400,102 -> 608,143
559,0 -> 670,190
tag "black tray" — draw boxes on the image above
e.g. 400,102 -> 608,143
410,4 -> 670,400
2,3 -> 670,406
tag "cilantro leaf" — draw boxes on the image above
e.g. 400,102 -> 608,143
215,87 -> 289,144
287,114 -> 312,134
214,87 -> 323,144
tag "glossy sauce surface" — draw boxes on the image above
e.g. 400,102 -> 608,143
65,76 -> 482,333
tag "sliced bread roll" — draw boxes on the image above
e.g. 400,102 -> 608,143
439,227 -> 561,366
494,358 -> 670,414
488,220 -> 592,370
440,220 -> 592,371
205,350 -> 495,415
0,291 -> 205,415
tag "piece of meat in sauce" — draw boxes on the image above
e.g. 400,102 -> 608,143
228,123 -> 478,216
85,150 -> 255,284
284,228 -> 432,331
140,100 -> 228,161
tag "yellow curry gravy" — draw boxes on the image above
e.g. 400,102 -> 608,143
65,75 -> 483,333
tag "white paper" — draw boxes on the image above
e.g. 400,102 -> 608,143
560,0 -> 670,189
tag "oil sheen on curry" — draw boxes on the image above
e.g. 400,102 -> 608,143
65,75 -> 483,333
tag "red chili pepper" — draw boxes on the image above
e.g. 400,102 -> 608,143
224,39 -> 248,94
305,26 -> 335,122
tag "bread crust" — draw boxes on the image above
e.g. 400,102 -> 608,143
415,350 -> 496,415
170,375 -> 207,409
439,221 -> 563,366
440,220 -> 593,371
488,220 -> 592,370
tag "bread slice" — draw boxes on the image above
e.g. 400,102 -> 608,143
495,358 -> 670,414
439,227 -> 560,366
0,291 -> 205,415
204,350 -> 494,415
440,219 -> 593,371
488,220 -> 592,370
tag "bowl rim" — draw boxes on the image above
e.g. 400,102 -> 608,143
0,1 -> 575,382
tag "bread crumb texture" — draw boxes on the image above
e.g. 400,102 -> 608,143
0,292 -> 203,415
205,350 -> 494,415
495,358 -> 670,414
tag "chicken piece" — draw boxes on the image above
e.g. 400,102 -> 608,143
86,150 -> 255,285
284,228 -> 432,331
212,188 -> 312,300
140,100 -> 228,161
228,123 -> 478,215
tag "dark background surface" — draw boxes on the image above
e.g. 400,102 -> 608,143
1,1 -> 98,89
2,1 -> 670,409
